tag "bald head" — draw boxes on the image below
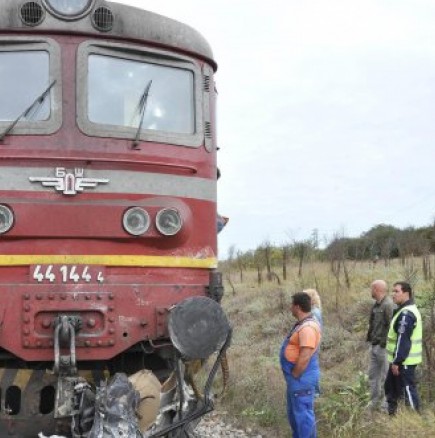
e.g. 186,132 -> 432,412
371,280 -> 388,301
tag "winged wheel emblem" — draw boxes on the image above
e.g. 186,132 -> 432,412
29,167 -> 109,196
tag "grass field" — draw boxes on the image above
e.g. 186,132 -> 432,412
212,256 -> 435,437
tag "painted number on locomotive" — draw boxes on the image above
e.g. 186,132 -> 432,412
31,265 -> 105,283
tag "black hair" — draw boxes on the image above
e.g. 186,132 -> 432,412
292,292 -> 312,313
394,281 -> 413,297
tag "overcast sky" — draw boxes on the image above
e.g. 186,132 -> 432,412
121,0 -> 435,257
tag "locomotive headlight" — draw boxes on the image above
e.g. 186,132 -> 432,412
0,205 -> 14,234
156,208 -> 182,236
123,207 -> 150,236
43,0 -> 93,17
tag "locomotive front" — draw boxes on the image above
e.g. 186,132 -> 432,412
0,1 -> 228,436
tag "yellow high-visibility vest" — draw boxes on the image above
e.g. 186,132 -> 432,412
386,304 -> 422,365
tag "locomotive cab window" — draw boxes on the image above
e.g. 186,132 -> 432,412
77,42 -> 203,147
0,38 -> 61,136
88,55 -> 194,134
0,51 -> 49,121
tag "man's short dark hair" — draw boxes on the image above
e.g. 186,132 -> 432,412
292,292 -> 312,313
394,281 -> 413,297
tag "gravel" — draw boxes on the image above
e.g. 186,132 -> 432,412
39,412 -> 264,438
193,412 -> 264,438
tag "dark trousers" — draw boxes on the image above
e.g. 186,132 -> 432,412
384,364 -> 420,415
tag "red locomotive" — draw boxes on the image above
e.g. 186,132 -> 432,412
0,1 -> 228,436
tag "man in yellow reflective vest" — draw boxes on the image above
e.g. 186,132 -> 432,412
385,281 -> 422,415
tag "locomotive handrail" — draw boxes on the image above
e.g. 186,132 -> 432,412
0,153 -> 198,174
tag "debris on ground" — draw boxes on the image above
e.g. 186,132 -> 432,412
38,434 -> 67,438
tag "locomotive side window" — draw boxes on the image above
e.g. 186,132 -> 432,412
88,55 -> 194,134
0,38 -> 61,136
77,41 -> 204,147
0,51 -> 50,122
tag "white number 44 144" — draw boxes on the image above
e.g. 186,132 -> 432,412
32,265 -> 104,283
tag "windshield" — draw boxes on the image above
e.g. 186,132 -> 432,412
0,51 -> 50,122
88,54 -> 195,135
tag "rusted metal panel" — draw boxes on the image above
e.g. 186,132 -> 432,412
0,283 -> 206,361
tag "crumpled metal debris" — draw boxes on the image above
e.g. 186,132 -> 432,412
87,373 -> 142,438
71,381 -> 97,437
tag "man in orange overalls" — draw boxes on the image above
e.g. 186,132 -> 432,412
280,292 -> 321,437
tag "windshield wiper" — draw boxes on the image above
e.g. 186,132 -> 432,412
132,79 -> 152,149
0,80 -> 56,142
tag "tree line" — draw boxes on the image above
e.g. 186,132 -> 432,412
223,221 -> 435,285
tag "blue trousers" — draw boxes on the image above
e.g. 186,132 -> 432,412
281,357 -> 318,438
384,364 -> 420,415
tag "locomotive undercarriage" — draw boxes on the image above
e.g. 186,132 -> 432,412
0,346 -> 154,434
0,294 -> 230,438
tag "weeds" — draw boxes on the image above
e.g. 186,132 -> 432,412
317,372 -> 370,436
217,257 -> 435,437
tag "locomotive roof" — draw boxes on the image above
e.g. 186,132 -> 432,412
0,0 -> 217,70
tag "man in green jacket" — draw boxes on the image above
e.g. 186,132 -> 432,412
385,281 -> 422,415
366,279 -> 394,411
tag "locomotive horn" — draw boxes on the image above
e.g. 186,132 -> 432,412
168,296 -> 230,360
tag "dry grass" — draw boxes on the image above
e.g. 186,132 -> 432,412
214,257 -> 435,437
